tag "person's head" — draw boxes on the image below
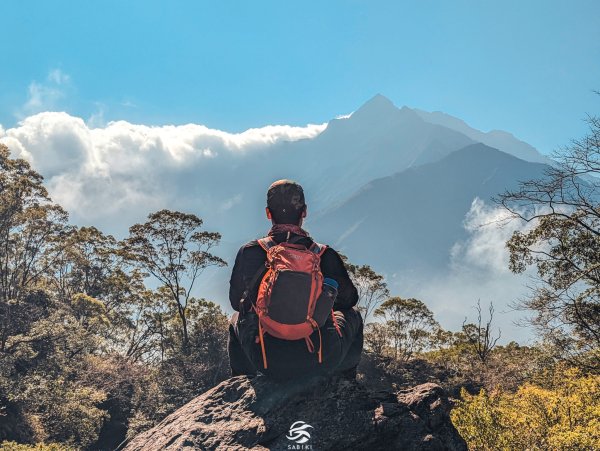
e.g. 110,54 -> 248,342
265,179 -> 307,225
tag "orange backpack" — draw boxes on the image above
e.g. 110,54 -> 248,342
251,236 -> 342,369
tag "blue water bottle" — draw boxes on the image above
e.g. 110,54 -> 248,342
313,277 -> 339,327
323,277 -> 339,301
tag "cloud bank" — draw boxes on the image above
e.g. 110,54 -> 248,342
392,198 -> 540,343
0,112 -> 326,230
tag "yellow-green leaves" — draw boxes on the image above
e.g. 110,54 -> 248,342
451,366 -> 600,450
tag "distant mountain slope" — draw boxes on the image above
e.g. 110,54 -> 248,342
267,95 -> 476,210
309,143 -> 549,275
198,94 -> 479,244
413,108 -> 552,165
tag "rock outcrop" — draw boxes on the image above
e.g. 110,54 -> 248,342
122,375 -> 467,451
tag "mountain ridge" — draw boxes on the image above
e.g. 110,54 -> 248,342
413,107 -> 551,165
310,143 -> 547,273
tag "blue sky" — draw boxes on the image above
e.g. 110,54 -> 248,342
1,0 -> 599,154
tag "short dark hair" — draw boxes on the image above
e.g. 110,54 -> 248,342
266,179 -> 306,224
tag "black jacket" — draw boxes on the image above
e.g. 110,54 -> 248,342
229,232 -> 358,313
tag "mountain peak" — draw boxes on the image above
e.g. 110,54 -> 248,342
355,94 -> 397,115
344,94 -> 421,126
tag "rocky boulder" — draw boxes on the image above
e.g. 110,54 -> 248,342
122,375 -> 467,450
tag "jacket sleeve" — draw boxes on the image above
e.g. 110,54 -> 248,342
320,247 -> 359,310
229,246 -> 245,312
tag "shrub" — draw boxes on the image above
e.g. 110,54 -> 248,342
451,366 -> 600,450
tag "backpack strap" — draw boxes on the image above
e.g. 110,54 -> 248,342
258,321 -> 268,369
239,238 -> 274,313
287,234 -> 307,245
242,260 -> 267,293
308,242 -> 328,257
257,237 -> 277,252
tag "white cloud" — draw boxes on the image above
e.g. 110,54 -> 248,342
386,197 -> 545,343
20,69 -> 72,117
120,100 -> 137,109
47,69 -> 70,85
0,112 -> 326,231
87,103 -> 107,128
450,197 -> 527,273
219,194 -> 243,212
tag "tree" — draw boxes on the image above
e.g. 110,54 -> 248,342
0,144 -> 70,353
461,300 -> 501,364
0,145 -> 232,447
119,210 -> 226,353
363,322 -> 390,357
374,297 -> 439,361
47,226 -> 120,302
341,255 -> 389,322
497,109 -> 600,369
119,271 -> 171,363
186,298 -> 229,386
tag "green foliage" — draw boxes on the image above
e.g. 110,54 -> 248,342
340,255 -> 389,321
451,388 -> 508,450
17,378 -> 107,448
498,113 -> 600,368
0,145 -> 231,448
363,322 -> 390,357
119,209 -> 227,353
373,297 -> 439,361
424,337 -> 553,395
451,366 -> 600,450
0,144 -> 69,355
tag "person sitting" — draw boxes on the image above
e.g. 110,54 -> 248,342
227,179 -> 364,381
